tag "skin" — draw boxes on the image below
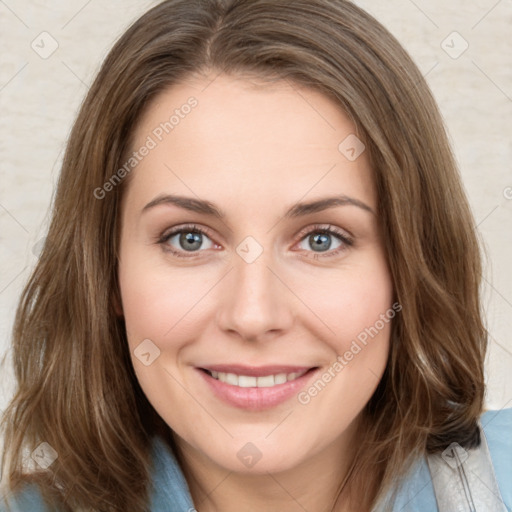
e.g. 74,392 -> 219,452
117,72 -> 394,512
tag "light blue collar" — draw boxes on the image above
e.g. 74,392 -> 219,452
147,435 -> 436,511
146,408 -> 512,511
148,436 -> 195,512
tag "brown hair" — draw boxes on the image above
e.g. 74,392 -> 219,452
0,0 -> 487,510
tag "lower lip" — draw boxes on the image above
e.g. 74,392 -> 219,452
196,368 -> 319,411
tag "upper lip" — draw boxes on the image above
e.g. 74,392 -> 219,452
198,364 -> 317,377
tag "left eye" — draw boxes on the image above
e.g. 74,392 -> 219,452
296,228 -> 348,254
157,224 -> 353,258
294,224 -> 353,258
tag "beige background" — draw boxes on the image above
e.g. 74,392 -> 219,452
1,1 -> 511,416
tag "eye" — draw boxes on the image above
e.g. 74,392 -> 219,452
157,224 -> 218,258
157,223 -> 353,259
295,224 -> 353,258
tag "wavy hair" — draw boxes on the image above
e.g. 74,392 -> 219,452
0,0 -> 486,510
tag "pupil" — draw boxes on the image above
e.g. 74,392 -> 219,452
181,232 -> 202,251
311,233 -> 331,252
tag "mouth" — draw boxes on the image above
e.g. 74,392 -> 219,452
196,365 -> 319,410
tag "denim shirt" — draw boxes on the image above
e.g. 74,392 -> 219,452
2,407 -> 511,511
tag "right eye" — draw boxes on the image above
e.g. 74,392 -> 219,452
157,224 -> 219,258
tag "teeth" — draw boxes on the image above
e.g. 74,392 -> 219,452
274,373 -> 287,385
209,370 -> 308,387
257,375 -> 275,387
238,375 -> 257,387
225,373 -> 238,386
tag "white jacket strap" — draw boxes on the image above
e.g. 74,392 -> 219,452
426,422 -> 507,511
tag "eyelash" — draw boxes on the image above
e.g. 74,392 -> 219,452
156,223 -> 354,259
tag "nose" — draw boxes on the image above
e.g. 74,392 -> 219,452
216,246 -> 295,343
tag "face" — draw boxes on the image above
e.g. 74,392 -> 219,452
117,73 -> 394,475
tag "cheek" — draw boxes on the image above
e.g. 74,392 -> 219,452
298,258 -> 394,351
117,253 -> 201,419
118,249 -> 201,343
294,262 -> 394,418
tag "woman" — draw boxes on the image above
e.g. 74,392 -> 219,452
1,0 -> 510,511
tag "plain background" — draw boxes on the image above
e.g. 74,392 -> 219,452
0,1 -> 511,419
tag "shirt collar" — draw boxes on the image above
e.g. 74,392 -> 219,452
148,434 -> 436,511
149,435 -> 196,512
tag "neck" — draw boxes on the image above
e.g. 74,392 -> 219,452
172,418 -> 367,512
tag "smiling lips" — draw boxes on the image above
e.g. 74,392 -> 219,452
197,364 -> 319,410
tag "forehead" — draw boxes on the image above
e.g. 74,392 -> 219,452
123,73 -> 376,214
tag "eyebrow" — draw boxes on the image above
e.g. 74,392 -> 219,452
142,193 -> 375,218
